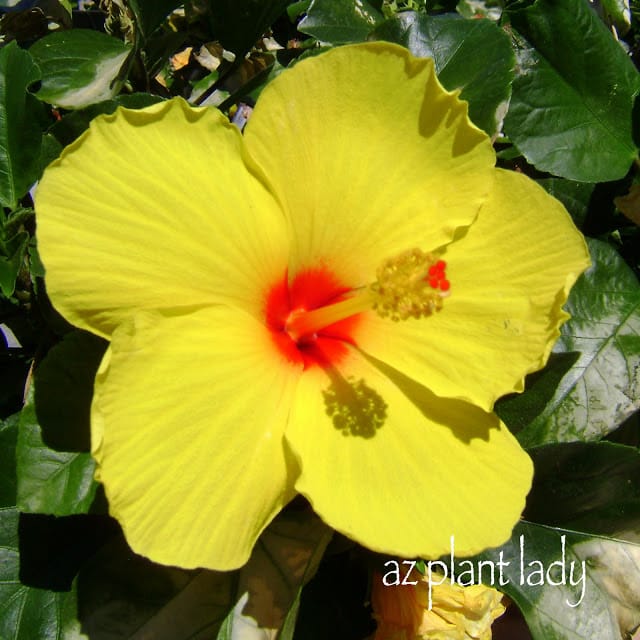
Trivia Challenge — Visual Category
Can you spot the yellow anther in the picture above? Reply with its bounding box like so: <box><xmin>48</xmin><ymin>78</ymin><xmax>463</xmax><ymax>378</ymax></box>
<box><xmin>370</xmin><ymin>248</ymin><xmax>449</xmax><ymax>321</ymax></box>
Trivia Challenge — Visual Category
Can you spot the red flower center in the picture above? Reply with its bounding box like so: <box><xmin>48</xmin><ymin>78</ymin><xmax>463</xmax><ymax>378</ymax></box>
<box><xmin>264</xmin><ymin>267</ymin><xmax>362</xmax><ymax>369</ymax></box>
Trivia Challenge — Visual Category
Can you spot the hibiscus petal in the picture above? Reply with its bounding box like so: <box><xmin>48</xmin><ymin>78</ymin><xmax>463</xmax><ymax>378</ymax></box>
<box><xmin>36</xmin><ymin>98</ymin><xmax>288</xmax><ymax>337</ymax></box>
<box><xmin>356</xmin><ymin>169</ymin><xmax>591</xmax><ymax>411</ymax></box>
<box><xmin>285</xmin><ymin>344</ymin><xmax>532</xmax><ymax>559</ymax></box>
<box><xmin>91</xmin><ymin>306</ymin><xmax>300</xmax><ymax>570</ymax></box>
<box><xmin>244</xmin><ymin>42</ymin><xmax>495</xmax><ymax>287</ymax></box>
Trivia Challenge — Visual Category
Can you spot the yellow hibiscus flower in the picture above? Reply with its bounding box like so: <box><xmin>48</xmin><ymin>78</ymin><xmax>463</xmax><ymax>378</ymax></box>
<box><xmin>34</xmin><ymin>42</ymin><xmax>589</xmax><ymax>571</ymax></box>
<box><xmin>371</xmin><ymin>570</ymin><xmax>505</xmax><ymax>640</ymax></box>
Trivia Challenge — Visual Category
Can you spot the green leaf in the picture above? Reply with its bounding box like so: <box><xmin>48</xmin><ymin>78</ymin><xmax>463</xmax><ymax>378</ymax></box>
<box><xmin>16</xmin><ymin>386</ymin><xmax>97</xmax><ymax>516</ymax></box>
<box><xmin>288</xmin><ymin>0</ymin><xmax>312</xmax><ymax>20</ymax></box>
<box><xmin>0</xmin><ymin>206</ymin><xmax>34</xmax><ymax>297</ymax></box>
<box><xmin>0</xmin><ymin>228</ymin><xmax>28</xmax><ymax>298</ymax></box>
<box><xmin>0</xmin><ymin>413</ymin><xmax>19</xmax><ymax>508</ymax></box>
<box><xmin>599</xmin><ymin>0</ymin><xmax>632</xmax><ymax>35</ymax></box>
<box><xmin>475</xmin><ymin>522</ymin><xmax>622</xmax><ymax>640</ymax></box>
<box><xmin>128</xmin><ymin>0</ymin><xmax>184</xmax><ymax>38</ymax></box>
<box><xmin>525</xmin><ymin>441</ymin><xmax>640</xmax><ymax>539</ymax></box>
<box><xmin>0</xmin><ymin>508</ymin><xmax>86</xmax><ymax>640</ymax></box>
<box><xmin>0</xmin><ymin>410</ymin><xmax>86</xmax><ymax>640</ymax></box>
<box><xmin>2</xmin><ymin>207</ymin><xmax>33</xmax><ymax>235</ymax></box>
<box><xmin>372</xmin><ymin>12</ymin><xmax>514</xmax><ymax>135</ymax></box>
<box><xmin>504</xmin><ymin>0</ymin><xmax>640</xmax><ymax>181</ymax></box>
<box><xmin>27</xmin><ymin>236</ymin><xmax>45</xmax><ymax>279</ymax></box>
<box><xmin>34</xmin><ymin>330</ymin><xmax>108</xmax><ymax>452</ymax></box>
<box><xmin>58</xmin><ymin>0</ymin><xmax>73</xmax><ymax>17</ymax></box>
<box><xmin>208</xmin><ymin>0</ymin><xmax>290</xmax><ymax>57</ymax></box>
<box><xmin>298</xmin><ymin>0</ymin><xmax>383</xmax><ymax>44</ymax></box>
<box><xmin>29</xmin><ymin>29</ymin><xmax>131</xmax><ymax>109</ymax></box>
<box><xmin>513</xmin><ymin>239</ymin><xmax>640</xmax><ymax>446</ymax></box>
<box><xmin>38</xmin><ymin>133</ymin><xmax>63</xmax><ymax>176</ymax></box>
<box><xmin>0</xmin><ymin>41</ymin><xmax>43</xmax><ymax>209</ymax></box>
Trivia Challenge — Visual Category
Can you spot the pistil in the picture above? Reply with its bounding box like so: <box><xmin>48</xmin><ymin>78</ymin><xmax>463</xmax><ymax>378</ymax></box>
<box><xmin>285</xmin><ymin>287</ymin><xmax>374</xmax><ymax>342</ymax></box>
<box><xmin>283</xmin><ymin>248</ymin><xmax>451</xmax><ymax>344</ymax></box>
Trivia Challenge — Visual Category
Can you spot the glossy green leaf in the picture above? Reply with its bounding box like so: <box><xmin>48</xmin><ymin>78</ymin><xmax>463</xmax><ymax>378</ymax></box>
<box><xmin>476</xmin><ymin>522</ymin><xmax>622</xmax><ymax>640</ymax></box>
<box><xmin>298</xmin><ymin>0</ymin><xmax>383</xmax><ymax>44</ymax></box>
<box><xmin>16</xmin><ymin>387</ymin><xmax>97</xmax><ymax>516</ymax></box>
<box><xmin>34</xmin><ymin>330</ymin><xmax>108</xmax><ymax>452</ymax></box>
<box><xmin>0</xmin><ymin>413</ymin><xmax>19</xmax><ymax>508</ymax></box>
<box><xmin>514</xmin><ymin>239</ymin><xmax>640</xmax><ymax>446</ymax></box>
<box><xmin>208</xmin><ymin>0</ymin><xmax>290</xmax><ymax>57</ymax></box>
<box><xmin>372</xmin><ymin>12</ymin><xmax>514</xmax><ymax>135</ymax></box>
<box><xmin>525</xmin><ymin>441</ymin><xmax>640</xmax><ymax>539</ymax></box>
<box><xmin>0</xmin><ymin>508</ymin><xmax>85</xmax><ymax>640</ymax></box>
<box><xmin>505</xmin><ymin>0</ymin><xmax>640</xmax><ymax>181</ymax></box>
<box><xmin>0</xmin><ymin>42</ymin><xmax>43</xmax><ymax>209</ymax></box>
<box><xmin>29</xmin><ymin>29</ymin><xmax>131</xmax><ymax>109</ymax></box>
<box><xmin>128</xmin><ymin>0</ymin><xmax>183</xmax><ymax>38</ymax></box>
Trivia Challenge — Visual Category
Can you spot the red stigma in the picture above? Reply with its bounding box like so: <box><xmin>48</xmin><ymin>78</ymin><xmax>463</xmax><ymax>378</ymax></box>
<box><xmin>427</xmin><ymin>259</ymin><xmax>449</xmax><ymax>292</ymax></box>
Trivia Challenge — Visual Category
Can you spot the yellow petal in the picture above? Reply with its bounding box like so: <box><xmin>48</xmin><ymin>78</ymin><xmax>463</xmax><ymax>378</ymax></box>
<box><xmin>36</xmin><ymin>98</ymin><xmax>288</xmax><ymax>338</ymax></box>
<box><xmin>244</xmin><ymin>42</ymin><xmax>495</xmax><ymax>287</ymax></box>
<box><xmin>285</xmin><ymin>345</ymin><xmax>532</xmax><ymax>559</ymax></box>
<box><xmin>417</xmin><ymin>578</ymin><xmax>505</xmax><ymax>640</ymax></box>
<box><xmin>357</xmin><ymin>169</ymin><xmax>590</xmax><ymax>411</ymax></box>
<box><xmin>91</xmin><ymin>306</ymin><xmax>301</xmax><ymax>570</ymax></box>
<box><xmin>371</xmin><ymin>570</ymin><xmax>505</xmax><ymax>640</ymax></box>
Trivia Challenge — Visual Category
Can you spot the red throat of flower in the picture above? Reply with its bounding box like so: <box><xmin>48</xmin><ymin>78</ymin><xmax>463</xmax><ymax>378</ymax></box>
<box><xmin>264</xmin><ymin>250</ymin><xmax>450</xmax><ymax>370</ymax></box>
<box><xmin>264</xmin><ymin>267</ymin><xmax>363</xmax><ymax>369</ymax></box>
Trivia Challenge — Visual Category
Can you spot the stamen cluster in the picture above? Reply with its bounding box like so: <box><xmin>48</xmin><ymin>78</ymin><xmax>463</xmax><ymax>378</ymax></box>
<box><xmin>371</xmin><ymin>248</ymin><xmax>450</xmax><ymax>321</ymax></box>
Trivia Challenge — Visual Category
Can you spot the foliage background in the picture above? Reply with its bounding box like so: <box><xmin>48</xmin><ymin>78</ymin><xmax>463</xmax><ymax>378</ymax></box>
<box><xmin>0</xmin><ymin>0</ymin><xmax>639</xmax><ymax>639</ymax></box>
